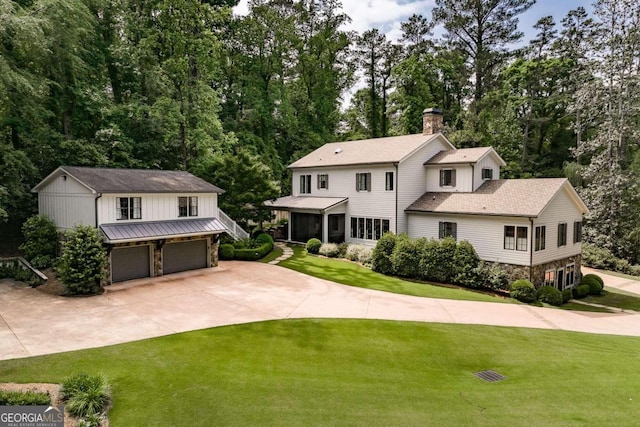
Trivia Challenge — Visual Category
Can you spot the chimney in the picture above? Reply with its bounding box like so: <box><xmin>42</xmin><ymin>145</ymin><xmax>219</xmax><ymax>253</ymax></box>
<box><xmin>423</xmin><ymin>108</ymin><xmax>444</xmax><ymax>135</ymax></box>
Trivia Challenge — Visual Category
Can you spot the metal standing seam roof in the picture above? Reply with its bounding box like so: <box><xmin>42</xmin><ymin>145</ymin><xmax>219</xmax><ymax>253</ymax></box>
<box><xmin>100</xmin><ymin>218</ymin><xmax>227</xmax><ymax>243</ymax></box>
<box><xmin>265</xmin><ymin>196</ymin><xmax>348</xmax><ymax>212</ymax></box>
<box><xmin>288</xmin><ymin>133</ymin><xmax>442</xmax><ymax>169</ymax></box>
<box><xmin>424</xmin><ymin>147</ymin><xmax>505</xmax><ymax>165</ymax></box>
<box><xmin>405</xmin><ymin>179</ymin><xmax>584</xmax><ymax>217</ymax></box>
<box><xmin>33</xmin><ymin>166</ymin><xmax>224</xmax><ymax>193</ymax></box>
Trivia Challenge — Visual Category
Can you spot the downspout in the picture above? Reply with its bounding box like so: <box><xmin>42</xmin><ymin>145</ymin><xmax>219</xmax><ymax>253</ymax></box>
<box><xmin>394</xmin><ymin>163</ymin><xmax>399</xmax><ymax>234</ymax></box>
<box><xmin>529</xmin><ymin>217</ymin><xmax>534</xmax><ymax>283</ymax></box>
<box><xmin>95</xmin><ymin>193</ymin><xmax>102</xmax><ymax>227</ymax></box>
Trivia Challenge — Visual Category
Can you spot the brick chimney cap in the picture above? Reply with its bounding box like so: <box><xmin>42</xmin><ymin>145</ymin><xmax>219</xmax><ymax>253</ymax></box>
<box><xmin>423</xmin><ymin>108</ymin><xmax>443</xmax><ymax>114</ymax></box>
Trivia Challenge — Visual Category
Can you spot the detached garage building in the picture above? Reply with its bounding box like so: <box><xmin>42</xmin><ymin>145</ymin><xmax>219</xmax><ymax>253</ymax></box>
<box><xmin>33</xmin><ymin>166</ymin><xmax>243</xmax><ymax>284</ymax></box>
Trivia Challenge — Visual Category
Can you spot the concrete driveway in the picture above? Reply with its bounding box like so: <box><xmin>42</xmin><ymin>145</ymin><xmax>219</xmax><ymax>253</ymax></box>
<box><xmin>2</xmin><ymin>262</ymin><xmax>640</xmax><ymax>361</ymax></box>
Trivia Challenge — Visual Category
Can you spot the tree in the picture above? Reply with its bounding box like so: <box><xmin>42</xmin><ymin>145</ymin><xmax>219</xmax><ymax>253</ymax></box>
<box><xmin>58</xmin><ymin>225</ymin><xmax>106</xmax><ymax>295</ymax></box>
<box><xmin>432</xmin><ymin>0</ymin><xmax>535</xmax><ymax>114</ymax></box>
<box><xmin>355</xmin><ymin>29</ymin><xmax>388</xmax><ymax>138</ymax></box>
<box><xmin>19</xmin><ymin>215</ymin><xmax>58</xmax><ymax>268</ymax></box>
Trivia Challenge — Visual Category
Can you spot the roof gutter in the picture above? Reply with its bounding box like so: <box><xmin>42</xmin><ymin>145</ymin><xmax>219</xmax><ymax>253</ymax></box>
<box><xmin>529</xmin><ymin>217</ymin><xmax>534</xmax><ymax>283</ymax></box>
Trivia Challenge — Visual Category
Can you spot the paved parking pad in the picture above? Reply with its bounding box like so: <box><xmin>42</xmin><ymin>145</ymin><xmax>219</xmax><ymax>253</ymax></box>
<box><xmin>2</xmin><ymin>261</ymin><xmax>640</xmax><ymax>360</ymax></box>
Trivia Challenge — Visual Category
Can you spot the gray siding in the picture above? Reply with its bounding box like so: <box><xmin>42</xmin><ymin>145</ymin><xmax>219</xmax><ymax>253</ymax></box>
<box><xmin>37</xmin><ymin>175</ymin><xmax>96</xmax><ymax>229</ymax></box>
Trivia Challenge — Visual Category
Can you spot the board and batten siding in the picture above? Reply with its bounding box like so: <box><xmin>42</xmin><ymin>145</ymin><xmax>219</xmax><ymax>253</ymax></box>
<box><xmin>425</xmin><ymin>165</ymin><xmax>473</xmax><ymax>193</ymax></box>
<box><xmin>407</xmin><ymin>213</ymin><xmax>532</xmax><ymax>266</ymax></box>
<box><xmin>473</xmin><ymin>154</ymin><xmax>501</xmax><ymax>191</ymax></box>
<box><xmin>37</xmin><ymin>175</ymin><xmax>96</xmax><ymax>229</ymax></box>
<box><xmin>396</xmin><ymin>136</ymin><xmax>453</xmax><ymax>234</ymax></box>
<box><xmin>98</xmin><ymin>193</ymin><xmax>218</xmax><ymax>224</ymax></box>
<box><xmin>532</xmin><ymin>188</ymin><xmax>583</xmax><ymax>266</ymax></box>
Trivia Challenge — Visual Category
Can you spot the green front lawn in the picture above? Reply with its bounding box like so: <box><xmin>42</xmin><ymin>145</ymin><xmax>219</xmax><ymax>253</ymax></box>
<box><xmin>258</xmin><ymin>245</ymin><xmax>283</xmax><ymax>263</ymax></box>
<box><xmin>583</xmin><ymin>288</ymin><xmax>640</xmax><ymax>312</ymax></box>
<box><xmin>279</xmin><ymin>246</ymin><xmax>507</xmax><ymax>303</ymax></box>
<box><xmin>1</xmin><ymin>320</ymin><xmax>638</xmax><ymax>426</ymax></box>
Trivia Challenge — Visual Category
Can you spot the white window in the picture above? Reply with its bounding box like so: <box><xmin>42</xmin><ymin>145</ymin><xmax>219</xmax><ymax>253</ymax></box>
<box><xmin>317</xmin><ymin>174</ymin><xmax>328</xmax><ymax>190</ymax></box>
<box><xmin>544</xmin><ymin>269</ymin><xmax>556</xmax><ymax>287</ymax></box>
<box><xmin>440</xmin><ymin>169</ymin><xmax>456</xmax><ymax>187</ymax></box>
<box><xmin>516</xmin><ymin>227</ymin><xmax>528</xmax><ymax>251</ymax></box>
<box><xmin>439</xmin><ymin>221</ymin><xmax>457</xmax><ymax>240</ymax></box>
<box><xmin>385</xmin><ymin>171</ymin><xmax>394</xmax><ymax>191</ymax></box>
<box><xmin>300</xmin><ymin>175</ymin><xmax>311</xmax><ymax>194</ymax></box>
<box><xmin>178</xmin><ymin>196</ymin><xmax>198</xmax><ymax>217</ymax></box>
<box><xmin>482</xmin><ymin>168</ymin><xmax>493</xmax><ymax>179</ymax></box>
<box><xmin>350</xmin><ymin>217</ymin><xmax>389</xmax><ymax>241</ymax></box>
<box><xmin>504</xmin><ymin>226</ymin><xmax>527</xmax><ymax>251</ymax></box>
<box><xmin>117</xmin><ymin>197</ymin><xmax>141</xmax><ymax>220</ymax></box>
<box><xmin>356</xmin><ymin>173</ymin><xmax>371</xmax><ymax>191</ymax></box>
<box><xmin>535</xmin><ymin>225</ymin><xmax>546</xmax><ymax>251</ymax></box>
<box><xmin>566</xmin><ymin>264</ymin><xmax>575</xmax><ymax>288</ymax></box>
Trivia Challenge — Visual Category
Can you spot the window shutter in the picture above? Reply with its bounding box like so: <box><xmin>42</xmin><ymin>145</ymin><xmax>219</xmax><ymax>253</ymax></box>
<box><xmin>317</xmin><ymin>175</ymin><xmax>321</xmax><ymax>189</ymax></box>
<box><xmin>325</xmin><ymin>175</ymin><xmax>329</xmax><ymax>190</ymax></box>
<box><xmin>451</xmin><ymin>170</ymin><xmax>456</xmax><ymax>187</ymax></box>
<box><xmin>439</xmin><ymin>222</ymin><xmax>444</xmax><ymax>239</ymax></box>
<box><xmin>558</xmin><ymin>224</ymin><xmax>562</xmax><ymax>246</ymax></box>
<box><xmin>355</xmin><ymin>173</ymin><xmax>360</xmax><ymax>191</ymax></box>
<box><xmin>452</xmin><ymin>223</ymin><xmax>457</xmax><ymax>240</ymax></box>
<box><xmin>439</xmin><ymin>170</ymin><xmax>444</xmax><ymax>186</ymax></box>
<box><xmin>366</xmin><ymin>173</ymin><xmax>371</xmax><ymax>191</ymax></box>
<box><xmin>300</xmin><ymin>175</ymin><xmax>304</xmax><ymax>193</ymax></box>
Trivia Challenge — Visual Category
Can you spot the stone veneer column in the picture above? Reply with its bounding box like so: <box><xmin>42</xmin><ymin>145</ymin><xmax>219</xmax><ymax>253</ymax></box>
<box><xmin>211</xmin><ymin>236</ymin><xmax>219</xmax><ymax>267</ymax></box>
<box><xmin>154</xmin><ymin>243</ymin><xmax>163</xmax><ymax>277</ymax></box>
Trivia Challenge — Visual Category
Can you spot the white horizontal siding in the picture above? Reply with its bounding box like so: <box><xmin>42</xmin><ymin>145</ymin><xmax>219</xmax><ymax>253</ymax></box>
<box><xmin>98</xmin><ymin>193</ymin><xmax>218</xmax><ymax>225</ymax></box>
<box><xmin>425</xmin><ymin>165</ymin><xmax>473</xmax><ymax>192</ymax></box>
<box><xmin>408</xmin><ymin>213</ymin><xmax>532</xmax><ymax>265</ymax></box>
<box><xmin>37</xmin><ymin>174</ymin><xmax>96</xmax><ymax>229</ymax></box>
<box><xmin>532</xmin><ymin>188</ymin><xmax>583</xmax><ymax>265</ymax></box>
<box><xmin>397</xmin><ymin>137</ymin><xmax>452</xmax><ymax>234</ymax></box>
<box><xmin>473</xmin><ymin>155</ymin><xmax>501</xmax><ymax>191</ymax></box>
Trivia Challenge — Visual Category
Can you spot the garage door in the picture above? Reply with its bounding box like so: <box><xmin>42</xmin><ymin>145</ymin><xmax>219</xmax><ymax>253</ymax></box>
<box><xmin>163</xmin><ymin>239</ymin><xmax>208</xmax><ymax>275</ymax></box>
<box><xmin>111</xmin><ymin>245</ymin><xmax>150</xmax><ymax>283</ymax></box>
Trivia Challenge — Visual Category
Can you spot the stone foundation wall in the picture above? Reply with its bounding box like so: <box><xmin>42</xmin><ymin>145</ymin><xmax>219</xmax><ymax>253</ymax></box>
<box><xmin>531</xmin><ymin>254</ymin><xmax>582</xmax><ymax>288</ymax></box>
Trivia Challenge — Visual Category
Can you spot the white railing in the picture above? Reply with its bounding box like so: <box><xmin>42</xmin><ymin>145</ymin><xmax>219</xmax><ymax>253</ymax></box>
<box><xmin>218</xmin><ymin>208</ymin><xmax>250</xmax><ymax>240</ymax></box>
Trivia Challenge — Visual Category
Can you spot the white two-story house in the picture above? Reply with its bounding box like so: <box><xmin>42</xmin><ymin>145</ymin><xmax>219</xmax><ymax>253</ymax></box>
<box><xmin>267</xmin><ymin>109</ymin><xmax>589</xmax><ymax>288</ymax></box>
<box><xmin>33</xmin><ymin>167</ymin><xmax>245</xmax><ymax>284</ymax></box>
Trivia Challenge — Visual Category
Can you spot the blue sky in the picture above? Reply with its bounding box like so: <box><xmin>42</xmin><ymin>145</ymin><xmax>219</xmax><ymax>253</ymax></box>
<box><xmin>234</xmin><ymin>0</ymin><xmax>594</xmax><ymax>42</ymax></box>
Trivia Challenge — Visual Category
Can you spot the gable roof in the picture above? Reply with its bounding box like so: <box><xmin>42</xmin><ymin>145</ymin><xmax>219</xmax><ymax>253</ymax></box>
<box><xmin>289</xmin><ymin>133</ymin><xmax>452</xmax><ymax>169</ymax></box>
<box><xmin>33</xmin><ymin>166</ymin><xmax>224</xmax><ymax>194</ymax></box>
<box><xmin>406</xmin><ymin>178</ymin><xmax>588</xmax><ymax>218</ymax></box>
<box><xmin>425</xmin><ymin>147</ymin><xmax>507</xmax><ymax>166</ymax></box>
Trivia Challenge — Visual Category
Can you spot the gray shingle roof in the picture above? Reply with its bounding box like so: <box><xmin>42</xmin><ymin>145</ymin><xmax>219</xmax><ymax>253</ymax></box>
<box><xmin>265</xmin><ymin>196</ymin><xmax>348</xmax><ymax>212</ymax></box>
<box><xmin>43</xmin><ymin>166</ymin><xmax>223</xmax><ymax>193</ymax></box>
<box><xmin>289</xmin><ymin>133</ymin><xmax>443</xmax><ymax>168</ymax></box>
<box><xmin>406</xmin><ymin>179</ymin><xmax>586</xmax><ymax>217</ymax></box>
<box><xmin>100</xmin><ymin>218</ymin><xmax>226</xmax><ymax>243</ymax></box>
<box><xmin>425</xmin><ymin>147</ymin><xmax>497</xmax><ymax>165</ymax></box>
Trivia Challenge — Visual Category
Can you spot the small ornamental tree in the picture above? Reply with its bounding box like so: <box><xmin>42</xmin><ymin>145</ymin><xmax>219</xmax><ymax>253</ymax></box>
<box><xmin>58</xmin><ymin>226</ymin><xmax>106</xmax><ymax>295</ymax></box>
<box><xmin>19</xmin><ymin>215</ymin><xmax>58</xmax><ymax>268</ymax></box>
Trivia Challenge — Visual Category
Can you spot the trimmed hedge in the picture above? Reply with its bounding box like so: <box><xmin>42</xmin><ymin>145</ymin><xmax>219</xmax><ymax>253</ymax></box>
<box><xmin>562</xmin><ymin>288</ymin><xmax>573</xmax><ymax>304</ymax></box>
<box><xmin>306</xmin><ymin>238</ymin><xmax>322</xmax><ymax>254</ymax></box>
<box><xmin>219</xmin><ymin>244</ymin><xmax>235</xmax><ymax>260</ymax></box>
<box><xmin>581</xmin><ymin>275</ymin><xmax>603</xmax><ymax>295</ymax></box>
<box><xmin>371</xmin><ymin>233</ymin><xmax>397</xmax><ymax>275</ymax></box>
<box><xmin>572</xmin><ymin>284</ymin><xmax>591</xmax><ymax>299</ymax></box>
<box><xmin>537</xmin><ymin>285</ymin><xmax>563</xmax><ymax>306</ymax></box>
<box><xmin>233</xmin><ymin>242</ymin><xmax>273</xmax><ymax>261</ymax></box>
<box><xmin>582</xmin><ymin>273</ymin><xmax>604</xmax><ymax>288</ymax></box>
<box><xmin>510</xmin><ymin>279</ymin><xmax>537</xmax><ymax>303</ymax></box>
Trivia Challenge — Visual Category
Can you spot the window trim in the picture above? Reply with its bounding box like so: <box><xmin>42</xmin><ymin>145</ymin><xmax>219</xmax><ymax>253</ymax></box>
<box><xmin>300</xmin><ymin>174</ymin><xmax>312</xmax><ymax>194</ymax></box>
<box><xmin>535</xmin><ymin>225</ymin><xmax>546</xmax><ymax>251</ymax></box>
<box><xmin>544</xmin><ymin>269</ymin><xmax>556</xmax><ymax>287</ymax></box>
<box><xmin>356</xmin><ymin>172</ymin><xmax>371</xmax><ymax>192</ymax></box>
<box><xmin>116</xmin><ymin>197</ymin><xmax>142</xmax><ymax>221</ymax></box>
<box><xmin>481</xmin><ymin>168</ymin><xmax>493</xmax><ymax>180</ymax></box>
<box><xmin>385</xmin><ymin>171</ymin><xmax>394</xmax><ymax>191</ymax></box>
<box><xmin>439</xmin><ymin>169</ymin><xmax>456</xmax><ymax>187</ymax></box>
<box><xmin>317</xmin><ymin>174</ymin><xmax>329</xmax><ymax>190</ymax></box>
<box><xmin>350</xmin><ymin>216</ymin><xmax>390</xmax><ymax>241</ymax></box>
<box><xmin>178</xmin><ymin>196</ymin><xmax>198</xmax><ymax>217</ymax></box>
<box><xmin>439</xmin><ymin>221</ymin><xmax>457</xmax><ymax>240</ymax></box>
<box><xmin>558</xmin><ymin>222</ymin><xmax>567</xmax><ymax>247</ymax></box>
<box><xmin>504</xmin><ymin>225</ymin><xmax>527</xmax><ymax>251</ymax></box>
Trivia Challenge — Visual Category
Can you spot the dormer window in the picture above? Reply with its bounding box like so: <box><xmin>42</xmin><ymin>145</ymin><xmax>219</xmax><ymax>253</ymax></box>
<box><xmin>439</xmin><ymin>169</ymin><xmax>456</xmax><ymax>187</ymax></box>
<box><xmin>482</xmin><ymin>168</ymin><xmax>493</xmax><ymax>180</ymax></box>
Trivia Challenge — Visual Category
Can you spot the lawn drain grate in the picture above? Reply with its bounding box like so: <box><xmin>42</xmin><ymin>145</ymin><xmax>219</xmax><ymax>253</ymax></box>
<box><xmin>474</xmin><ymin>370</ymin><xmax>506</xmax><ymax>382</ymax></box>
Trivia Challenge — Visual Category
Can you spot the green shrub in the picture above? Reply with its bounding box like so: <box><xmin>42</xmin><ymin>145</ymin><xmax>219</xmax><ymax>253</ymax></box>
<box><xmin>371</xmin><ymin>233</ymin><xmax>397</xmax><ymax>275</ymax></box>
<box><xmin>58</xmin><ymin>226</ymin><xmax>106</xmax><ymax>295</ymax></box>
<box><xmin>20</xmin><ymin>215</ymin><xmax>58</xmax><ymax>267</ymax></box>
<box><xmin>255</xmin><ymin>233</ymin><xmax>274</xmax><ymax>245</ymax></box>
<box><xmin>390</xmin><ymin>235</ymin><xmax>424</xmax><ymax>278</ymax></box>
<box><xmin>0</xmin><ymin>390</ymin><xmax>51</xmax><ymax>405</ymax></box>
<box><xmin>428</xmin><ymin>237</ymin><xmax>457</xmax><ymax>283</ymax></box>
<box><xmin>306</xmin><ymin>238</ymin><xmax>322</xmax><ymax>254</ymax></box>
<box><xmin>78</xmin><ymin>413</ymin><xmax>103</xmax><ymax>427</ymax></box>
<box><xmin>474</xmin><ymin>262</ymin><xmax>509</xmax><ymax>291</ymax></box>
<box><xmin>581</xmin><ymin>276</ymin><xmax>603</xmax><ymax>295</ymax></box>
<box><xmin>562</xmin><ymin>288</ymin><xmax>573</xmax><ymax>304</ymax></box>
<box><xmin>510</xmin><ymin>279</ymin><xmax>537</xmax><ymax>303</ymax></box>
<box><xmin>219</xmin><ymin>244</ymin><xmax>235</xmax><ymax>260</ymax></box>
<box><xmin>537</xmin><ymin>285</ymin><xmax>563</xmax><ymax>306</ymax></box>
<box><xmin>453</xmin><ymin>240</ymin><xmax>480</xmax><ymax>287</ymax></box>
<box><xmin>572</xmin><ymin>284</ymin><xmax>591</xmax><ymax>299</ymax></box>
<box><xmin>62</xmin><ymin>373</ymin><xmax>110</xmax><ymax>418</ymax></box>
<box><xmin>337</xmin><ymin>243</ymin><xmax>349</xmax><ymax>258</ymax></box>
<box><xmin>417</xmin><ymin>238</ymin><xmax>440</xmax><ymax>281</ymax></box>
<box><xmin>581</xmin><ymin>243</ymin><xmax>617</xmax><ymax>270</ymax></box>
<box><xmin>582</xmin><ymin>273</ymin><xmax>604</xmax><ymax>289</ymax></box>
<box><xmin>319</xmin><ymin>243</ymin><xmax>340</xmax><ymax>257</ymax></box>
